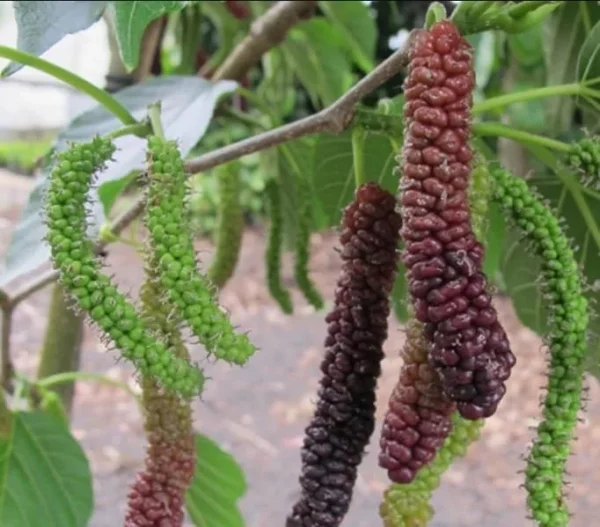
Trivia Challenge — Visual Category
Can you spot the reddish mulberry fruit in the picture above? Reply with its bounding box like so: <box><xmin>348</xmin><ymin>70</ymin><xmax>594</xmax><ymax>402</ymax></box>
<box><xmin>287</xmin><ymin>183</ymin><xmax>401</xmax><ymax>527</ymax></box>
<box><xmin>125</xmin><ymin>280</ymin><xmax>196</xmax><ymax>527</ymax></box>
<box><xmin>399</xmin><ymin>21</ymin><xmax>515</xmax><ymax>419</ymax></box>
<box><xmin>379</xmin><ymin>320</ymin><xmax>455</xmax><ymax>484</ymax></box>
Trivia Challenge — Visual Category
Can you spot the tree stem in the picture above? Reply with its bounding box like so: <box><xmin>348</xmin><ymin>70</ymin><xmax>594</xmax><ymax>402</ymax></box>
<box><xmin>106</xmin><ymin>122</ymin><xmax>152</xmax><ymax>140</ymax></box>
<box><xmin>0</xmin><ymin>45</ymin><xmax>138</xmax><ymax>126</ymax></box>
<box><xmin>35</xmin><ymin>284</ymin><xmax>84</xmax><ymax>417</ymax></box>
<box><xmin>148</xmin><ymin>103</ymin><xmax>165</xmax><ymax>139</ymax></box>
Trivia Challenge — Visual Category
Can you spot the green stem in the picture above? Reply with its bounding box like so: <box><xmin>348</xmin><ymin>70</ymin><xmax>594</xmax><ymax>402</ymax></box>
<box><xmin>352</xmin><ymin>127</ymin><xmax>367</xmax><ymax>187</ymax></box>
<box><xmin>0</xmin><ymin>45</ymin><xmax>138</xmax><ymax>126</ymax></box>
<box><xmin>473</xmin><ymin>122</ymin><xmax>571</xmax><ymax>153</ymax></box>
<box><xmin>472</xmin><ymin>83</ymin><xmax>585</xmax><ymax>115</ymax></box>
<box><xmin>106</xmin><ymin>121</ymin><xmax>153</xmax><ymax>140</ymax></box>
<box><xmin>148</xmin><ymin>102</ymin><xmax>165</xmax><ymax>139</ymax></box>
<box><xmin>37</xmin><ymin>371</ymin><xmax>140</xmax><ymax>402</ymax></box>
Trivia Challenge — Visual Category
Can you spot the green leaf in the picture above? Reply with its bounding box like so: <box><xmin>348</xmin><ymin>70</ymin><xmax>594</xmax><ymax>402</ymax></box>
<box><xmin>543</xmin><ymin>1</ymin><xmax>600</xmax><ymax>134</ymax></box>
<box><xmin>500</xmin><ymin>148</ymin><xmax>600</xmax><ymax>379</ymax></box>
<box><xmin>97</xmin><ymin>171</ymin><xmax>139</xmax><ymax>217</ymax></box>
<box><xmin>508</xmin><ymin>25</ymin><xmax>545</xmax><ymax>67</ymax></box>
<box><xmin>3</xmin><ymin>0</ymin><xmax>107</xmax><ymax>77</ymax></box>
<box><xmin>0</xmin><ymin>76</ymin><xmax>237</xmax><ymax>288</ymax></box>
<box><xmin>0</xmin><ymin>411</ymin><xmax>93</xmax><ymax>527</ymax></box>
<box><xmin>107</xmin><ymin>0</ymin><xmax>189</xmax><ymax>70</ymax></box>
<box><xmin>185</xmin><ymin>433</ymin><xmax>247</xmax><ymax>527</ymax></box>
<box><xmin>38</xmin><ymin>391</ymin><xmax>69</xmax><ymax>428</ymax></box>
<box><xmin>467</xmin><ymin>31</ymin><xmax>498</xmax><ymax>93</ymax></box>
<box><xmin>258</xmin><ymin>48</ymin><xmax>297</xmax><ymax>119</ymax></box>
<box><xmin>283</xmin><ymin>19</ymin><xmax>354</xmax><ymax>107</ymax></box>
<box><xmin>311</xmin><ymin>130</ymin><xmax>397</xmax><ymax>228</ymax></box>
<box><xmin>318</xmin><ymin>0</ymin><xmax>376</xmax><ymax>73</ymax></box>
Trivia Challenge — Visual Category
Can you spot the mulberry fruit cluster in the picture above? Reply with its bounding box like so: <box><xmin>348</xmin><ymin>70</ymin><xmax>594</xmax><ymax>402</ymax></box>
<box><xmin>145</xmin><ymin>136</ymin><xmax>256</xmax><ymax>366</ymax></box>
<box><xmin>207</xmin><ymin>162</ymin><xmax>244</xmax><ymax>288</ymax></box>
<box><xmin>265</xmin><ymin>178</ymin><xmax>294</xmax><ymax>314</ymax></box>
<box><xmin>125</xmin><ymin>278</ymin><xmax>196</xmax><ymax>527</ymax></box>
<box><xmin>399</xmin><ymin>21</ymin><xmax>515</xmax><ymax>419</ymax></box>
<box><xmin>45</xmin><ymin>137</ymin><xmax>204</xmax><ymax>398</ymax></box>
<box><xmin>379</xmin><ymin>319</ymin><xmax>455</xmax><ymax>484</ymax></box>
<box><xmin>380</xmin><ymin>414</ymin><xmax>483</xmax><ymax>527</ymax></box>
<box><xmin>294</xmin><ymin>175</ymin><xmax>324</xmax><ymax>310</ymax></box>
<box><xmin>287</xmin><ymin>183</ymin><xmax>401</xmax><ymax>527</ymax></box>
<box><xmin>568</xmin><ymin>136</ymin><xmax>600</xmax><ymax>188</ymax></box>
<box><xmin>491</xmin><ymin>169</ymin><xmax>588</xmax><ymax>527</ymax></box>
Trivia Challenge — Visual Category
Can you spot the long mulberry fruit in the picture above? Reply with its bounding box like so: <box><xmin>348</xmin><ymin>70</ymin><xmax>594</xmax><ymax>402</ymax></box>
<box><xmin>379</xmin><ymin>319</ymin><xmax>455</xmax><ymax>484</ymax></box>
<box><xmin>491</xmin><ymin>168</ymin><xmax>588</xmax><ymax>527</ymax></box>
<box><xmin>265</xmin><ymin>178</ymin><xmax>294</xmax><ymax>314</ymax></box>
<box><xmin>286</xmin><ymin>183</ymin><xmax>401</xmax><ymax>527</ymax></box>
<box><xmin>294</xmin><ymin>175</ymin><xmax>324</xmax><ymax>310</ymax></box>
<box><xmin>207</xmin><ymin>162</ymin><xmax>244</xmax><ymax>288</ymax></box>
<box><xmin>125</xmin><ymin>277</ymin><xmax>196</xmax><ymax>527</ymax></box>
<box><xmin>45</xmin><ymin>137</ymin><xmax>204</xmax><ymax>398</ymax></box>
<box><xmin>145</xmin><ymin>136</ymin><xmax>256</xmax><ymax>366</ymax></box>
<box><xmin>380</xmin><ymin>414</ymin><xmax>483</xmax><ymax>527</ymax></box>
<box><xmin>399</xmin><ymin>21</ymin><xmax>515</xmax><ymax>419</ymax></box>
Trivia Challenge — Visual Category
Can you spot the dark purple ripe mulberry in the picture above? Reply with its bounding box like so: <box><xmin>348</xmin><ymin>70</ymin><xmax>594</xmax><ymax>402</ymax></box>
<box><xmin>379</xmin><ymin>320</ymin><xmax>455</xmax><ymax>484</ymax></box>
<box><xmin>399</xmin><ymin>21</ymin><xmax>515</xmax><ymax>420</ymax></box>
<box><xmin>287</xmin><ymin>183</ymin><xmax>401</xmax><ymax>527</ymax></box>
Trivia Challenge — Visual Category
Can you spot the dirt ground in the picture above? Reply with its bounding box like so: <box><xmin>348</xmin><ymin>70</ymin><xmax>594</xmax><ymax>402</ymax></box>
<box><xmin>2</xmin><ymin>169</ymin><xmax>600</xmax><ymax>527</ymax></box>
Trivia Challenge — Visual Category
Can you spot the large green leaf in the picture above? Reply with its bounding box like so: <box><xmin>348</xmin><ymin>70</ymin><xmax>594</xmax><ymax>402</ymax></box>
<box><xmin>311</xmin><ymin>130</ymin><xmax>398</xmax><ymax>228</ymax></box>
<box><xmin>185</xmin><ymin>433</ymin><xmax>247</xmax><ymax>527</ymax></box>
<box><xmin>3</xmin><ymin>1</ymin><xmax>107</xmax><ymax>77</ymax></box>
<box><xmin>500</xmin><ymin>148</ymin><xmax>600</xmax><ymax>379</ymax></box>
<box><xmin>0</xmin><ymin>411</ymin><xmax>93</xmax><ymax>527</ymax></box>
<box><xmin>318</xmin><ymin>0</ymin><xmax>376</xmax><ymax>73</ymax></box>
<box><xmin>107</xmin><ymin>0</ymin><xmax>189</xmax><ymax>70</ymax></box>
<box><xmin>0</xmin><ymin>76</ymin><xmax>237</xmax><ymax>288</ymax></box>
<box><xmin>283</xmin><ymin>19</ymin><xmax>354</xmax><ymax>108</ymax></box>
<box><xmin>542</xmin><ymin>1</ymin><xmax>600</xmax><ymax>134</ymax></box>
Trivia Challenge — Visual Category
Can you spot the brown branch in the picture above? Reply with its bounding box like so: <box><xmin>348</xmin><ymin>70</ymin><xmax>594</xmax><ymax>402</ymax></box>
<box><xmin>186</xmin><ymin>37</ymin><xmax>416</xmax><ymax>173</ymax></box>
<box><xmin>132</xmin><ymin>16</ymin><xmax>167</xmax><ymax>83</ymax></box>
<box><xmin>209</xmin><ymin>0</ymin><xmax>318</xmax><ymax>82</ymax></box>
<box><xmin>1</xmin><ymin>306</ymin><xmax>13</xmax><ymax>392</ymax></box>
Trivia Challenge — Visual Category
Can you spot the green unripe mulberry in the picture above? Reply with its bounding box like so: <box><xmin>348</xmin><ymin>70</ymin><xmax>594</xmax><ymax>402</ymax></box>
<box><xmin>293</xmin><ymin>176</ymin><xmax>323</xmax><ymax>310</ymax></box>
<box><xmin>491</xmin><ymin>168</ymin><xmax>588</xmax><ymax>527</ymax></box>
<box><xmin>568</xmin><ymin>136</ymin><xmax>600</xmax><ymax>189</ymax></box>
<box><xmin>207</xmin><ymin>162</ymin><xmax>244</xmax><ymax>288</ymax></box>
<box><xmin>45</xmin><ymin>137</ymin><xmax>204</xmax><ymax>398</ymax></box>
<box><xmin>145</xmin><ymin>136</ymin><xmax>256</xmax><ymax>365</ymax></box>
<box><xmin>264</xmin><ymin>178</ymin><xmax>293</xmax><ymax>314</ymax></box>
